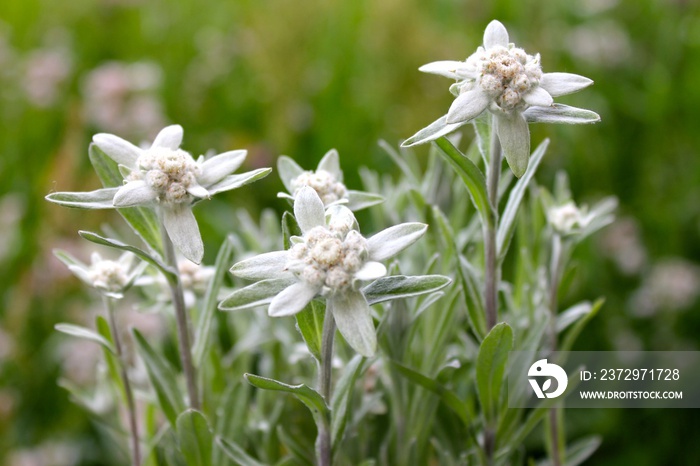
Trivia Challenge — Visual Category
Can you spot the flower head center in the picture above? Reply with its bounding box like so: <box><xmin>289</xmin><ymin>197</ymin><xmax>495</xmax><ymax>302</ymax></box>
<box><xmin>88</xmin><ymin>260</ymin><xmax>129</xmax><ymax>292</ymax></box>
<box><xmin>287</xmin><ymin>226</ymin><xmax>368</xmax><ymax>291</ymax></box>
<box><xmin>130</xmin><ymin>147</ymin><xmax>201</xmax><ymax>204</ymax></box>
<box><xmin>471</xmin><ymin>46</ymin><xmax>542</xmax><ymax>111</ymax></box>
<box><xmin>291</xmin><ymin>170</ymin><xmax>348</xmax><ymax>205</ymax></box>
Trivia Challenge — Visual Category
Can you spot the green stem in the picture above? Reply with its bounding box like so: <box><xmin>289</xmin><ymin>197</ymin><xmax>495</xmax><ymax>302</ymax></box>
<box><xmin>104</xmin><ymin>296</ymin><xmax>141</xmax><ymax>466</ymax></box>
<box><xmin>484</xmin><ymin>115</ymin><xmax>502</xmax><ymax>331</ymax></box>
<box><xmin>316</xmin><ymin>310</ymin><xmax>335</xmax><ymax>466</ymax></box>
<box><xmin>160</xmin><ymin>218</ymin><xmax>200</xmax><ymax>410</ymax></box>
<box><xmin>548</xmin><ymin>233</ymin><xmax>564</xmax><ymax>466</ymax></box>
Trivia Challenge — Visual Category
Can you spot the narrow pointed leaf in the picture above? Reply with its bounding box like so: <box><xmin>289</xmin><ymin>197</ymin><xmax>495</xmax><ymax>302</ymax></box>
<box><xmin>434</xmin><ymin>137</ymin><xmax>493</xmax><ymax>228</ymax></box>
<box><xmin>55</xmin><ymin>323</ymin><xmax>115</xmax><ymax>354</ymax></box>
<box><xmin>497</xmin><ymin>138</ymin><xmax>549</xmax><ymax>261</ymax></box>
<box><xmin>216</xmin><ymin>437</ymin><xmax>266</xmax><ymax>466</ymax></box>
<box><xmin>523</xmin><ymin>104</ymin><xmax>600</xmax><ymax>125</ymax></box>
<box><xmin>476</xmin><ymin>323</ymin><xmax>513</xmax><ymax>423</ymax></box>
<box><xmin>362</xmin><ymin>275</ymin><xmax>451</xmax><ymax>305</ymax></box>
<box><xmin>78</xmin><ymin>230</ymin><xmax>172</xmax><ymax>279</ymax></box>
<box><xmin>177</xmin><ymin>409</ymin><xmax>213</xmax><ymax>466</ymax></box>
<box><xmin>193</xmin><ymin>235</ymin><xmax>235</xmax><ymax>366</ymax></box>
<box><xmin>331</xmin><ymin>355</ymin><xmax>366</xmax><ymax>451</ymax></box>
<box><xmin>133</xmin><ymin>328</ymin><xmax>186</xmax><ymax>428</ymax></box>
<box><xmin>294</xmin><ymin>300</ymin><xmax>325</xmax><ymax>362</ymax></box>
<box><xmin>219</xmin><ymin>279</ymin><xmax>293</xmax><ymax>311</ymax></box>
<box><xmin>244</xmin><ymin>374</ymin><xmax>329</xmax><ymax>428</ymax></box>
<box><xmin>206</xmin><ymin>168</ymin><xmax>272</xmax><ymax>196</ymax></box>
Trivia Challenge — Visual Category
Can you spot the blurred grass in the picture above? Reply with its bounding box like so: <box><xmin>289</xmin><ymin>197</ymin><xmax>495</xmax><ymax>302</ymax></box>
<box><xmin>1</xmin><ymin>0</ymin><xmax>700</xmax><ymax>463</ymax></box>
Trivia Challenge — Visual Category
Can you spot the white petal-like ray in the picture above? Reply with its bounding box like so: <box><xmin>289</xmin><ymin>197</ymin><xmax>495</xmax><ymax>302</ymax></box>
<box><xmin>231</xmin><ymin>250</ymin><xmax>291</xmax><ymax>280</ymax></box>
<box><xmin>186</xmin><ymin>181</ymin><xmax>210</xmax><ymax>199</ymax></box>
<box><xmin>523</xmin><ymin>87</ymin><xmax>554</xmax><ymax>107</ymax></box>
<box><xmin>113</xmin><ymin>180</ymin><xmax>158</xmax><ymax>207</ymax></box>
<box><xmin>446</xmin><ymin>89</ymin><xmax>490</xmax><ymax>124</ymax></box>
<box><xmin>483</xmin><ymin>20</ymin><xmax>509</xmax><ymax>49</ymax></box>
<box><xmin>277</xmin><ymin>156</ymin><xmax>306</xmax><ymax>193</ymax></box>
<box><xmin>294</xmin><ymin>186</ymin><xmax>326</xmax><ymax>233</ymax></box>
<box><xmin>330</xmin><ymin>290</ymin><xmax>376</xmax><ymax>357</ymax></box>
<box><xmin>317</xmin><ymin>149</ymin><xmax>343</xmax><ymax>181</ymax></box>
<box><xmin>268</xmin><ymin>281</ymin><xmax>319</xmax><ymax>317</ymax></box>
<box><xmin>401</xmin><ymin>115</ymin><xmax>466</xmax><ymax>147</ymax></box>
<box><xmin>540</xmin><ymin>73</ymin><xmax>593</xmax><ymax>97</ymax></box>
<box><xmin>92</xmin><ymin>134</ymin><xmax>142</xmax><ymax>168</ymax></box>
<box><xmin>198</xmin><ymin>150</ymin><xmax>246</xmax><ymax>186</ymax></box>
<box><xmin>419</xmin><ymin>61</ymin><xmax>471</xmax><ymax>79</ymax></box>
<box><xmin>151</xmin><ymin>124</ymin><xmax>183</xmax><ymax>150</ymax></box>
<box><xmin>354</xmin><ymin>261</ymin><xmax>387</xmax><ymax>281</ymax></box>
<box><xmin>496</xmin><ymin>113</ymin><xmax>530</xmax><ymax>178</ymax></box>
<box><xmin>162</xmin><ymin>205</ymin><xmax>204</xmax><ymax>264</ymax></box>
<box><xmin>367</xmin><ymin>223</ymin><xmax>427</xmax><ymax>261</ymax></box>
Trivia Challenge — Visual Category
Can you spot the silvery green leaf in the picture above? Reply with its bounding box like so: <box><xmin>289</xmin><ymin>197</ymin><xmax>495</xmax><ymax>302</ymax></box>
<box><xmin>193</xmin><ymin>236</ymin><xmax>235</xmax><ymax>366</ymax></box>
<box><xmin>206</xmin><ymin>168</ymin><xmax>272</xmax><ymax>196</ymax></box>
<box><xmin>55</xmin><ymin>323</ymin><xmax>116</xmax><ymax>354</ymax></box>
<box><xmin>434</xmin><ymin>137</ymin><xmax>493</xmax><ymax>228</ymax></box>
<box><xmin>219</xmin><ymin>278</ymin><xmax>293</xmax><ymax>311</ymax></box>
<box><xmin>497</xmin><ymin>138</ymin><xmax>550</xmax><ymax>261</ymax></box>
<box><xmin>294</xmin><ymin>300</ymin><xmax>325</xmax><ymax>361</ymax></box>
<box><xmin>362</xmin><ymin>275</ymin><xmax>451</xmax><ymax>305</ymax></box>
<box><xmin>329</xmin><ymin>290</ymin><xmax>376</xmax><ymax>357</ymax></box>
<box><xmin>277</xmin><ymin>155</ymin><xmax>306</xmax><ymax>193</ymax></box>
<box><xmin>419</xmin><ymin>60</ymin><xmax>469</xmax><ymax>79</ymax></box>
<box><xmin>471</xmin><ymin>113</ymin><xmax>492</xmax><ymax>167</ymax></box>
<box><xmin>401</xmin><ymin>115</ymin><xmax>466</xmax><ymax>148</ymax></box>
<box><xmin>345</xmin><ymin>190</ymin><xmax>384</xmax><ymax>211</ymax></box>
<box><xmin>562</xmin><ymin>435</ymin><xmax>602</xmax><ymax>466</ymax></box>
<box><xmin>45</xmin><ymin>188</ymin><xmax>119</xmax><ymax>209</ymax></box>
<box><xmin>216</xmin><ymin>437</ymin><xmax>265</xmax><ymax>466</ymax></box>
<box><xmin>496</xmin><ymin>112</ymin><xmax>530</xmax><ymax>178</ymax></box>
<box><xmin>331</xmin><ymin>355</ymin><xmax>366</xmax><ymax>449</ymax></box>
<box><xmin>560</xmin><ymin>298</ymin><xmax>605</xmax><ymax>352</ymax></box>
<box><xmin>133</xmin><ymin>328</ymin><xmax>186</xmax><ymax>428</ymax></box>
<box><xmin>367</xmin><ymin>222</ymin><xmax>427</xmax><ymax>261</ymax></box>
<box><xmin>177</xmin><ymin>409</ymin><xmax>214</xmax><ymax>466</ymax></box>
<box><xmin>230</xmin><ymin>250</ymin><xmax>290</xmax><ymax>281</ymax></box>
<box><xmin>113</xmin><ymin>180</ymin><xmax>157</xmax><ymax>207</ymax></box>
<box><xmin>476</xmin><ymin>322</ymin><xmax>513</xmax><ymax>423</ymax></box>
<box><xmin>78</xmin><ymin>230</ymin><xmax>172</xmax><ymax>277</ymax></box>
<box><xmin>523</xmin><ymin>104</ymin><xmax>600</xmax><ymax>125</ymax></box>
<box><xmin>244</xmin><ymin>374</ymin><xmax>329</xmax><ymax>427</ymax></box>
<box><xmin>556</xmin><ymin>302</ymin><xmax>595</xmax><ymax>333</ymax></box>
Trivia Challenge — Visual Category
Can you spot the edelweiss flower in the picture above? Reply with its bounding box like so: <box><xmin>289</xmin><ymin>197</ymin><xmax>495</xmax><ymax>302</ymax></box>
<box><xmin>47</xmin><ymin>125</ymin><xmax>271</xmax><ymax>264</ymax></box>
<box><xmin>55</xmin><ymin>250</ymin><xmax>145</xmax><ymax>299</ymax></box>
<box><xmin>226</xmin><ymin>187</ymin><xmax>427</xmax><ymax>356</ymax></box>
<box><xmin>277</xmin><ymin>149</ymin><xmax>383</xmax><ymax>210</ymax></box>
<box><xmin>403</xmin><ymin>20</ymin><xmax>600</xmax><ymax>177</ymax></box>
<box><xmin>137</xmin><ymin>258</ymin><xmax>215</xmax><ymax>308</ymax></box>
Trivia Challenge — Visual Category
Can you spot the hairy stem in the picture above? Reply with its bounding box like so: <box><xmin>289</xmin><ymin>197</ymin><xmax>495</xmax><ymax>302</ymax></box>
<box><xmin>104</xmin><ymin>296</ymin><xmax>141</xmax><ymax>466</ymax></box>
<box><xmin>548</xmin><ymin>233</ymin><xmax>564</xmax><ymax>466</ymax></box>
<box><xmin>316</xmin><ymin>310</ymin><xmax>336</xmax><ymax>466</ymax></box>
<box><xmin>484</xmin><ymin>115</ymin><xmax>502</xmax><ymax>330</ymax></box>
<box><xmin>160</xmin><ymin>221</ymin><xmax>200</xmax><ymax>410</ymax></box>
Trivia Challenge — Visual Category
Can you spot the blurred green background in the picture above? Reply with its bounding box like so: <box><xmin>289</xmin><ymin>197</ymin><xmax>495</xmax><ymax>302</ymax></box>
<box><xmin>1</xmin><ymin>0</ymin><xmax>699</xmax><ymax>464</ymax></box>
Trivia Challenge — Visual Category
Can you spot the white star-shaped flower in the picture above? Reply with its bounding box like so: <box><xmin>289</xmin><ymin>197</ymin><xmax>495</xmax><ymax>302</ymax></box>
<box><xmin>403</xmin><ymin>20</ymin><xmax>600</xmax><ymax>177</ymax></box>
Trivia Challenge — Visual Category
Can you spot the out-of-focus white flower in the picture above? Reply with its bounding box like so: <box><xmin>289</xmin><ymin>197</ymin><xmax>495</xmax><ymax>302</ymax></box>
<box><xmin>403</xmin><ymin>20</ymin><xmax>599</xmax><ymax>177</ymax></box>
<box><xmin>548</xmin><ymin>201</ymin><xmax>592</xmax><ymax>234</ymax></box>
<box><xmin>137</xmin><ymin>258</ymin><xmax>215</xmax><ymax>308</ymax></box>
<box><xmin>599</xmin><ymin>217</ymin><xmax>647</xmax><ymax>275</ymax></box>
<box><xmin>226</xmin><ymin>187</ymin><xmax>428</xmax><ymax>357</ymax></box>
<box><xmin>277</xmin><ymin>149</ymin><xmax>383</xmax><ymax>210</ymax></box>
<box><xmin>7</xmin><ymin>441</ymin><xmax>80</xmax><ymax>466</ymax></box>
<box><xmin>54</xmin><ymin>251</ymin><xmax>144</xmax><ymax>299</ymax></box>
